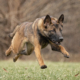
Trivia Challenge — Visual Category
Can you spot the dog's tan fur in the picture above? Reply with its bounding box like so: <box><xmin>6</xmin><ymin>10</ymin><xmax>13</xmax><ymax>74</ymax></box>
<box><xmin>5</xmin><ymin>15</ymin><xmax>69</xmax><ymax>69</ymax></box>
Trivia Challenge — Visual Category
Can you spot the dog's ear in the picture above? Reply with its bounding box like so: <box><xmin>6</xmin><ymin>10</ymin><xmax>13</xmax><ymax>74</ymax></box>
<box><xmin>58</xmin><ymin>14</ymin><xmax>64</xmax><ymax>23</ymax></box>
<box><xmin>44</xmin><ymin>15</ymin><xmax>51</xmax><ymax>24</ymax></box>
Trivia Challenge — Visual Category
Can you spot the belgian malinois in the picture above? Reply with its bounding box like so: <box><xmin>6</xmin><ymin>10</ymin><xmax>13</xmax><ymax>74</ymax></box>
<box><xmin>5</xmin><ymin>14</ymin><xmax>69</xmax><ymax>69</ymax></box>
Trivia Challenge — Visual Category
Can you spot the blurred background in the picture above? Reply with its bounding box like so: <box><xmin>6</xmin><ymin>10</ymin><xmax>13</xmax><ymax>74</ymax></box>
<box><xmin>0</xmin><ymin>0</ymin><xmax>80</xmax><ymax>62</ymax></box>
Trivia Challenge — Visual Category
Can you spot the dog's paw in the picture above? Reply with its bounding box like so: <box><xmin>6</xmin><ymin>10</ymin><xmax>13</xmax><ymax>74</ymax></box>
<box><xmin>5</xmin><ymin>53</ymin><xmax>10</xmax><ymax>57</ymax></box>
<box><xmin>5</xmin><ymin>51</ymin><xmax>11</xmax><ymax>56</ymax></box>
<box><xmin>13</xmin><ymin>58</ymin><xmax>17</xmax><ymax>62</ymax></box>
<box><xmin>64</xmin><ymin>54</ymin><xmax>70</xmax><ymax>58</ymax></box>
<box><xmin>62</xmin><ymin>51</ymin><xmax>70</xmax><ymax>58</ymax></box>
<box><xmin>41</xmin><ymin>65</ymin><xmax>47</xmax><ymax>69</ymax></box>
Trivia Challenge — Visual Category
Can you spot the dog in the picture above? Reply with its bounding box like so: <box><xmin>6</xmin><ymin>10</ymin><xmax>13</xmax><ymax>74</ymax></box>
<box><xmin>5</xmin><ymin>14</ymin><xmax>69</xmax><ymax>69</ymax></box>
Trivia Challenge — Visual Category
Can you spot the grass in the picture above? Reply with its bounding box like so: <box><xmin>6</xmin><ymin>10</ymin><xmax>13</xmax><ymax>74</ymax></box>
<box><xmin>0</xmin><ymin>60</ymin><xmax>80</xmax><ymax>80</ymax></box>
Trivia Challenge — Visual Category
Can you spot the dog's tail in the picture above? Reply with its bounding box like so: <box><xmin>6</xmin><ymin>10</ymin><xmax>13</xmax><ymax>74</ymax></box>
<box><xmin>9</xmin><ymin>25</ymin><xmax>20</xmax><ymax>38</ymax></box>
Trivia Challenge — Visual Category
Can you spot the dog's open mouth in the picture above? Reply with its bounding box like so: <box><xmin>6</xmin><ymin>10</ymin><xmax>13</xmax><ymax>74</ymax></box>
<box><xmin>51</xmin><ymin>39</ymin><xmax>61</xmax><ymax>45</ymax></box>
<box><xmin>48</xmin><ymin>38</ymin><xmax>61</xmax><ymax>45</ymax></box>
<box><xmin>54</xmin><ymin>41</ymin><xmax>61</xmax><ymax>45</ymax></box>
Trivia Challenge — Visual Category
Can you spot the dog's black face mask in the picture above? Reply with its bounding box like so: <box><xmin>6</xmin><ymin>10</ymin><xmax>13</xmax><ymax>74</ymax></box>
<box><xmin>43</xmin><ymin>14</ymin><xmax>64</xmax><ymax>45</ymax></box>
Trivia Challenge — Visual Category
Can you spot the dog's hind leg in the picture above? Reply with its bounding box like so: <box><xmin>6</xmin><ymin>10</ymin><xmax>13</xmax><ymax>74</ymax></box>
<box><xmin>13</xmin><ymin>50</ymin><xmax>26</xmax><ymax>62</ymax></box>
<box><xmin>13</xmin><ymin>37</ymin><xmax>28</xmax><ymax>62</ymax></box>
<box><xmin>17</xmin><ymin>42</ymin><xmax>34</xmax><ymax>56</ymax></box>
<box><xmin>20</xmin><ymin>42</ymin><xmax>34</xmax><ymax>55</ymax></box>
<box><xmin>5</xmin><ymin>46</ymin><xmax>12</xmax><ymax>56</ymax></box>
<box><xmin>13</xmin><ymin>53</ymin><xmax>22</xmax><ymax>62</ymax></box>
<box><xmin>13</xmin><ymin>42</ymin><xmax>34</xmax><ymax>62</ymax></box>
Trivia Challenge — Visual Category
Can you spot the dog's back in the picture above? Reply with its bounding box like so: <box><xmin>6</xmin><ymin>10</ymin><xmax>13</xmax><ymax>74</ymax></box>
<box><xmin>11</xmin><ymin>22</ymin><xmax>33</xmax><ymax>53</ymax></box>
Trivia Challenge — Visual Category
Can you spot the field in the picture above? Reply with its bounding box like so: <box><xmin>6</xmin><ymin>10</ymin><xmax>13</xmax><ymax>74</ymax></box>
<box><xmin>0</xmin><ymin>61</ymin><xmax>80</xmax><ymax>80</ymax></box>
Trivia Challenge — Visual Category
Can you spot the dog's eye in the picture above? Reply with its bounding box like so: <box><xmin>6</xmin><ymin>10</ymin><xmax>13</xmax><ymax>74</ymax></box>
<box><xmin>45</xmin><ymin>26</ymin><xmax>47</xmax><ymax>29</ymax></box>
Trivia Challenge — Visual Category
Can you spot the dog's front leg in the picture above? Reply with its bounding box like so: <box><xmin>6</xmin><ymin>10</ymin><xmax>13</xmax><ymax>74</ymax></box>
<box><xmin>50</xmin><ymin>42</ymin><xmax>70</xmax><ymax>58</ymax></box>
<box><xmin>34</xmin><ymin>44</ymin><xmax>47</xmax><ymax>69</ymax></box>
<box><xmin>58</xmin><ymin>45</ymin><xmax>70</xmax><ymax>58</ymax></box>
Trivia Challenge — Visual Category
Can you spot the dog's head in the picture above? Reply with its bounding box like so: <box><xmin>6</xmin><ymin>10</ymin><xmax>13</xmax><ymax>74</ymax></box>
<box><xmin>38</xmin><ymin>14</ymin><xmax>64</xmax><ymax>45</ymax></box>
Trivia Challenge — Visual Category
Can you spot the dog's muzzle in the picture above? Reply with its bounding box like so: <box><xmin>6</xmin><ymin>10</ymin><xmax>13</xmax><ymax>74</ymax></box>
<box><xmin>59</xmin><ymin>37</ymin><xmax>63</xmax><ymax>42</ymax></box>
<box><xmin>50</xmin><ymin>37</ymin><xmax>64</xmax><ymax>45</ymax></box>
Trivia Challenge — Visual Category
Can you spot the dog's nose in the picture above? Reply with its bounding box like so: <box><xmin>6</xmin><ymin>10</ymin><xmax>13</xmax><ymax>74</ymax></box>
<box><xmin>59</xmin><ymin>37</ymin><xmax>63</xmax><ymax>42</ymax></box>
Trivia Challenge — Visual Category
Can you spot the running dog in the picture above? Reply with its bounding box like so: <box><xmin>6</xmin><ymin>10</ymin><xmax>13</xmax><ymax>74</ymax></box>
<box><xmin>5</xmin><ymin>14</ymin><xmax>69</xmax><ymax>69</ymax></box>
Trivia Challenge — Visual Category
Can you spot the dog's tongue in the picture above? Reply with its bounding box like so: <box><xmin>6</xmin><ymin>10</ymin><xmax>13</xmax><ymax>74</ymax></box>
<box><xmin>58</xmin><ymin>42</ymin><xmax>61</xmax><ymax>45</ymax></box>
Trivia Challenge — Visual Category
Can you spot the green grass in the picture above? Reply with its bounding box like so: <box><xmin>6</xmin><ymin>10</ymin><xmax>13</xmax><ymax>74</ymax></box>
<box><xmin>0</xmin><ymin>60</ymin><xmax>80</xmax><ymax>80</ymax></box>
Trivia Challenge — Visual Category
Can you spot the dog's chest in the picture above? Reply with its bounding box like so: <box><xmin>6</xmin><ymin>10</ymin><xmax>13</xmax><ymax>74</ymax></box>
<box><xmin>39</xmin><ymin>35</ymin><xmax>49</xmax><ymax>49</ymax></box>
